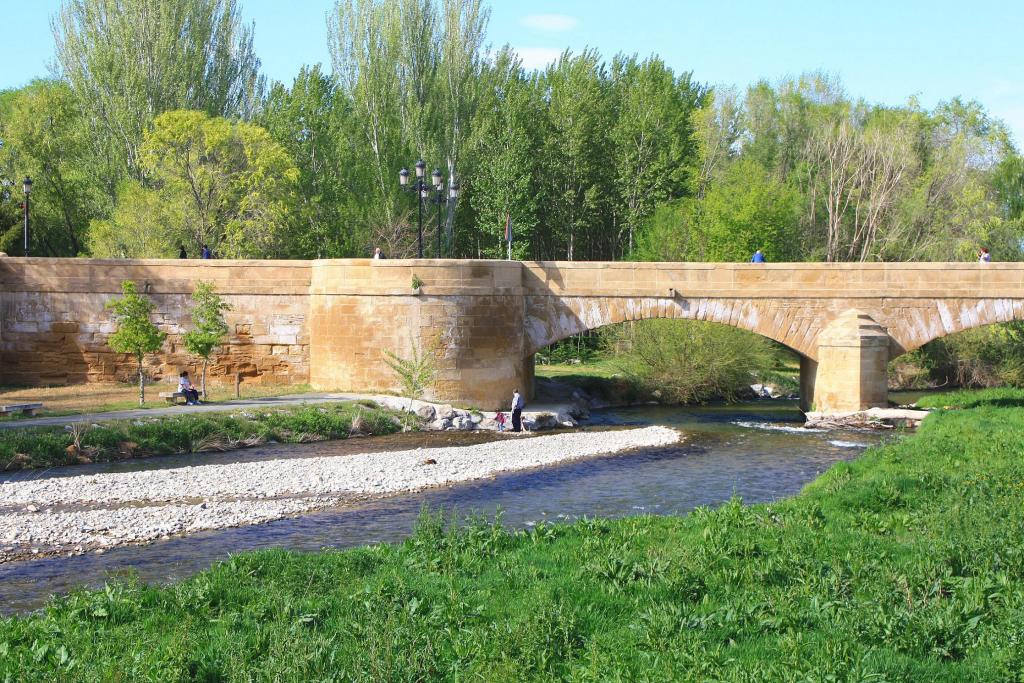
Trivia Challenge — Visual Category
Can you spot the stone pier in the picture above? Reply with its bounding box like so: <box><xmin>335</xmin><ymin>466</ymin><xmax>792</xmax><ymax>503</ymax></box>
<box><xmin>799</xmin><ymin>310</ymin><xmax>890</xmax><ymax>413</ymax></box>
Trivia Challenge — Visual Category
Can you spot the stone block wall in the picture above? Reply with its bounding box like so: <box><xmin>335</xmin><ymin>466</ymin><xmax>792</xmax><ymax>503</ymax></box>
<box><xmin>309</xmin><ymin>259</ymin><xmax>529</xmax><ymax>410</ymax></box>
<box><xmin>0</xmin><ymin>258</ymin><xmax>311</xmax><ymax>388</ymax></box>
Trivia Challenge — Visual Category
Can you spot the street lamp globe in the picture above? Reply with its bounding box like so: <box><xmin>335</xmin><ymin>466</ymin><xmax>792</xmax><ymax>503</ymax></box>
<box><xmin>431</xmin><ymin>168</ymin><xmax>442</xmax><ymax>189</ymax></box>
<box><xmin>449</xmin><ymin>183</ymin><xmax>460</xmax><ymax>200</ymax></box>
<box><xmin>414</xmin><ymin>159</ymin><xmax>426</xmax><ymax>178</ymax></box>
<box><xmin>399</xmin><ymin>168</ymin><xmax>409</xmax><ymax>186</ymax></box>
<box><xmin>22</xmin><ymin>177</ymin><xmax>32</xmax><ymax>195</ymax></box>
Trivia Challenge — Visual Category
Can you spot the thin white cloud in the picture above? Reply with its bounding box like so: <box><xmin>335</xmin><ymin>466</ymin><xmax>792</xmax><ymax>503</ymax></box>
<box><xmin>514</xmin><ymin>47</ymin><xmax>563</xmax><ymax>71</ymax></box>
<box><xmin>520</xmin><ymin>14</ymin><xmax>579</xmax><ymax>32</ymax></box>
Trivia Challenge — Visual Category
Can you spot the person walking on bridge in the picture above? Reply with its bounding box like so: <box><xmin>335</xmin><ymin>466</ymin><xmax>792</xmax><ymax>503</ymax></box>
<box><xmin>979</xmin><ymin>247</ymin><xmax>992</xmax><ymax>262</ymax></box>
<box><xmin>510</xmin><ymin>389</ymin><xmax>525</xmax><ymax>433</ymax></box>
<box><xmin>751</xmin><ymin>249</ymin><xmax>766</xmax><ymax>263</ymax></box>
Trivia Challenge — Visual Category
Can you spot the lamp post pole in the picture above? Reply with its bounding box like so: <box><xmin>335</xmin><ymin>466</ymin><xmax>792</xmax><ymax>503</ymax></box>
<box><xmin>399</xmin><ymin>162</ymin><xmax>459</xmax><ymax>259</ymax></box>
<box><xmin>436</xmin><ymin>182</ymin><xmax>443</xmax><ymax>257</ymax></box>
<box><xmin>22</xmin><ymin>177</ymin><xmax>32</xmax><ymax>257</ymax></box>
<box><xmin>399</xmin><ymin>160</ymin><xmax>426</xmax><ymax>258</ymax></box>
<box><xmin>430</xmin><ymin>179</ymin><xmax>459</xmax><ymax>258</ymax></box>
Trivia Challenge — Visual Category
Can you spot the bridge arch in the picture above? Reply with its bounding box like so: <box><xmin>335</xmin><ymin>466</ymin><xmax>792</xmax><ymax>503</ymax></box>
<box><xmin>886</xmin><ymin>298</ymin><xmax>1024</xmax><ymax>357</ymax></box>
<box><xmin>524</xmin><ymin>296</ymin><xmax>810</xmax><ymax>357</ymax></box>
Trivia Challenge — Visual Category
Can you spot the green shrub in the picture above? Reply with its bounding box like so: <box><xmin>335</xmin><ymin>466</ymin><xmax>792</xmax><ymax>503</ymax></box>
<box><xmin>609</xmin><ymin>319</ymin><xmax>774</xmax><ymax>403</ymax></box>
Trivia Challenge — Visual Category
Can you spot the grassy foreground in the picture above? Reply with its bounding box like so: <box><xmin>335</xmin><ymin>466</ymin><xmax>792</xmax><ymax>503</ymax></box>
<box><xmin>0</xmin><ymin>402</ymin><xmax>408</xmax><ymax>471</ymax></box>
<box><xmin>3</xmin><ymin>394</ymin><xmax>1024</xmax><ymax>680</ymax></box>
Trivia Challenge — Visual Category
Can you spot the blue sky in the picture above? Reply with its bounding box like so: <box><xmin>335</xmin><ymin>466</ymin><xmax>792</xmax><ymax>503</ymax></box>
<box><xmin>4</xmin><ymin>0</ymin><xmax>1023</xmax><ymax>145</ymax></box>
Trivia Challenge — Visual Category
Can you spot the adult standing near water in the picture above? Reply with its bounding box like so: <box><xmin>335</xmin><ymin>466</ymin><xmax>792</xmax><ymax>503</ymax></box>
<box><xmin>510</xmin><ymin>389</ymin><xmax>524</xmax><ymax>433</ymax></box>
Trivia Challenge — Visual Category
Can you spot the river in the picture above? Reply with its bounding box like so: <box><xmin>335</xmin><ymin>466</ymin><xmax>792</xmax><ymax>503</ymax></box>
<box><xmin>0</xmin><ymin>400</ymin><xmax>895</xmax><ymax>614</ymax></box>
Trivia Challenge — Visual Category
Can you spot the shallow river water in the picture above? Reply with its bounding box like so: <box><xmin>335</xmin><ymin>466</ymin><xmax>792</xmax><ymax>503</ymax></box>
<box><xmin>0</xmin><ymin>400</ymin><xmax>893</xmax><ymax>614</ymax></box>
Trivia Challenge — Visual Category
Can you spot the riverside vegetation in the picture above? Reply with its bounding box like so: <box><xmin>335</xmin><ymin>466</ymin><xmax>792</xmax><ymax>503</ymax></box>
<box><xmin>0</xmin><ymin>402</ymin><xmax>410</xmax><ymax>471</ymax></box>
<box><xmin>2</xmin><ymin>390</ymin><xmax>1023</xmax><ymax>679</ymax></box>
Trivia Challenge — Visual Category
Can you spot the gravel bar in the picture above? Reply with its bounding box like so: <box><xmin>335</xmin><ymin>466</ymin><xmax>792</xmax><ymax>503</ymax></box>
<box><xmin>1</xmin><ymin>427</ymin><xmax>678</xmax><ymax>561</ymax></box>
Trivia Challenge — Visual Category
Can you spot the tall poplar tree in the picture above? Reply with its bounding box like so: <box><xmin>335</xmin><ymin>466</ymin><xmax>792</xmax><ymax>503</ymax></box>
<box><xmin>52</xmin><ymin>0</ymin><xmax>265</xmax><ymax>190</ymax></box>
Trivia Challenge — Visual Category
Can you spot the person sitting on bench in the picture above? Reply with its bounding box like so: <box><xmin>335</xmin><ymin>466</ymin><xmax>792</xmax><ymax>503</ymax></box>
<box><xmin>178</xmin><ymin>371</ymin><xmax>201</xmax><ymax>406</ymax></box>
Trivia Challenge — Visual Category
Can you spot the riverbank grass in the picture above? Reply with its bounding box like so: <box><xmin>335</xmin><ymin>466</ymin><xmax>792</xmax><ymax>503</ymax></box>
<box><xmin>915</xmin><ymin>386</ymin><xmax>1024</xmax><ymax>410</ymax></box>
<box><xmin>0</xmin><ymin>401</ymin><xmax>409</xmax><ymax>470</ymax></box>
<box><xmin>2</xmin><ymin>393</ymin><xmax>1023</xmax><ymax>679</ymax></box>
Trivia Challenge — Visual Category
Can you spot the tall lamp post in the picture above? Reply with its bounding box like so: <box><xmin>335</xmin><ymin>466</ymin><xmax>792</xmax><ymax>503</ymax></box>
<box><xmin>427</xmin><ymin>168</ymin><xmax>459</xmax><ymax>258</ymax></box>
<box><xmin>22</xmin><ymin>177</ymin><xmax>32</xmax><ymax>257</ymax></box>
<box><xmin>399</xmin><ymin>161</ymin><xmax>460</xmax><ymax>258</ymax></box>
<box><xmin>398</xmin><ymin>160</ymin><xmax>427</xmax><ymax>258</ymax></box>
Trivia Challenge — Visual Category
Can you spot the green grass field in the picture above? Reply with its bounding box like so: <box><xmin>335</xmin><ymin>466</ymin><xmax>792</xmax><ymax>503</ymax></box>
<box><xmin>2</xmin><ymin>390</ymin><xmax>1023</xmax><ymax>680</ymax></box>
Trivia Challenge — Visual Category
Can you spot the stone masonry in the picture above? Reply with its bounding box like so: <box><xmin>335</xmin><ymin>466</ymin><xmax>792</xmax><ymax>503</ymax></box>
<box><xmin>3</xmin><ymin>257</ymin><xmax>1024</xmax><ymax>413</ymax></box>
<box><xmin>0</xmin><ymin>259</ymin><xmax>310</xmax><ymax>388</ymax></box>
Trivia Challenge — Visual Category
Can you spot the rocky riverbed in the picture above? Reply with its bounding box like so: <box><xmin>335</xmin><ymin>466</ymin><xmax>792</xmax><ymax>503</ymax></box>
<box><xmin>0</xmin><ymin>426</ymin><xmax>678</xmax><ymax>563</ymax></box>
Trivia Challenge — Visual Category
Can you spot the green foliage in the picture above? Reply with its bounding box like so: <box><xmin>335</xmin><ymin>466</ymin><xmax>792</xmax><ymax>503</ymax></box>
<box><xmin>4</xmin><ymin>396</ymin><xmax>1024</xmax><ymax>679</ymax></box>
<box><xmin>700</xmin><ymin>157</ymin><xmax>802</xmax><ymax>261</ymax></box>
<box><xmin>384</xmin><ymin>343</ymin><xmax>437</xmax><ymax>404</ymax></box>
<box><xmin>609</xmin><ymin>319</ymin><xmax>775</xmax><ymax>403</ymax></box>
<box><xmin>0</xmin><ymin>403</ymin><xmax>407</xmax><ymax>471</ymax></box>
<box><xmin>328</xmin><ymin>0</ymin><xmax>489</xmax><ymax>258</ymax></box>
<box><xmin>258</xmin><ymin>65</ymin><xmax>367</xmax><ymax>257</ymax></box>
<box><xmin>632</xmin><ymin>198</ymin><xmax>699</xmax><ymax>261</ymax></box>
<box><xmin>610</xmin><ymin>56</ymin><xmax>703</xmax><ymax>256</ymax></box>
<box><xmin>53</xmin><ymin>0</ymin><xmax>264</xmax><ymax>186</ymax></box>
<box><xmin>105</xmin><ymin>281</ymin><xmax>167</xmax><ymax>405</ymax></box>
<box><xmin>0</xmin><ymin>80</ymin><xmax>110</xmax><ymax>255</ymax></box>
<box><xmin>183</xmin><ymin>282</ymin><xmax>232</xmax><ymax>397</ymax></box>
<box><xmin>89</xmin><ymin>110</ymin><xmax>301</xmax><ymax>258</ymax></box>
<box><xmin>183</xmin><ymin>282</ymin><xmax>231</xmax><ymax>361</ymax></box>
<box><xmin>914</xmin><ymin>386</ymin><xmax>1024</xmax><ymax>410</ymax></box>
<box><xmin>410</xmin><ymin>273</ymin><xmax>424</xmax><ymax>290</ymax></box>
<box><xmin>896</xmin><ymin>321</ymin><xmax>1024</xmax><ymax>389</ymax></box>
<box><xmin>0</xmin><ymin>5</ymin><xmax>1019</xmax><ymax>269</ymax></box>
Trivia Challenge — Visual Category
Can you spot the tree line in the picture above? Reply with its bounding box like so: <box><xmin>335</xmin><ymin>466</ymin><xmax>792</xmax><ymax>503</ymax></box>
<box><xmin>1</xmin><ymin>0</ymin><xmax>1022</xmax><ymax>264</ymax></box>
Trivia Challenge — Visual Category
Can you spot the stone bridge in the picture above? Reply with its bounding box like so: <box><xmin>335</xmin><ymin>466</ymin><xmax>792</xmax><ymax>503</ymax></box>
<box><xmin>3</xmin><ymin>258</ymin><xmax>1023</xmax><ymax>413</ymax></box>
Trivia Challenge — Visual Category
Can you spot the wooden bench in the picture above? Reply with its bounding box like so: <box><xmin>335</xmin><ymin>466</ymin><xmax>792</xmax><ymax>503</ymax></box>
<box><xmin>158</xmin><ymin>391</ymin><xmax>188</xmax><ymax>405</ymax></box>
<box><xmin>0</xmin><ymin>403</ymin><xmax>43</xmax><ymax>417</ymax></box>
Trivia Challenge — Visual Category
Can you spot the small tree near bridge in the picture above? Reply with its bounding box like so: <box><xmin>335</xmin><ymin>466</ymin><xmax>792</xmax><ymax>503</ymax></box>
<box><xmin>183</xmin><ymin>281</ymin><xmax>232</xmax><ymax>398</ymax></box>
<box><xmin>106</xmin><ymin>281</ymin><xmax>167</xmax><ymax>406</ymax></box>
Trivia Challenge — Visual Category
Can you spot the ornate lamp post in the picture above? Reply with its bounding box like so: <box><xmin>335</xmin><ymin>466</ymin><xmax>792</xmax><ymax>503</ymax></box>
<box><xmin>427</xmin><ymin>168</ymin><xmax>459</xmax><ymax>258</ymax></box>
<box><xmin>398</xmin><ymin>160</ymin><xmax>428</xmax><ymax>258</ymax></box>
<box><xmin>22</xmin><ymin>177</ymin><xmax>32</xmax><ymax>257</ymax></box>
<box><xmin>399</xmin><ymin>161</ymin><xmax>459</xmax><ymax>258</ymax></box>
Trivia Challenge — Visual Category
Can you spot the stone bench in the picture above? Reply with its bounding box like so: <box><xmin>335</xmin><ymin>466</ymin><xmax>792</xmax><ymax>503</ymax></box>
<box><xmin>0</xmin><ymin>403</ymin><xmax>43</xmax><ymax>417</ymax></box>
<box><xmin>158</xmin><ymin>391</ymin><xmax>188</xmax><ymax>405</ymax></box>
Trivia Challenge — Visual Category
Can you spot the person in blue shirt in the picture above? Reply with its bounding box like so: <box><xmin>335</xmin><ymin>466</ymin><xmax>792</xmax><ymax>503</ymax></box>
<box><xmin>201</xmin><ymin>244</ymin><xmax>212</xmax><ymax>259</ymax></box>
<box><xmin>751</xmin><ymin>249</ymin><xmax>766</xmax><ymax>263</ymax></box>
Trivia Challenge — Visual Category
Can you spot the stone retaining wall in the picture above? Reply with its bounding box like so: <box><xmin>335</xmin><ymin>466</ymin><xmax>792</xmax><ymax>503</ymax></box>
<box><xmin>0</xmin><ymin>259</ymin><xmax>311</xmax><ymax>388</ymax></box>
